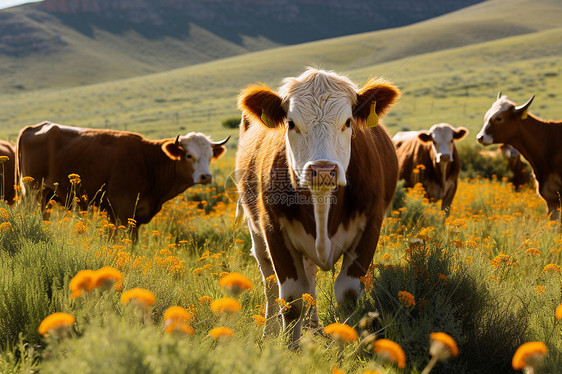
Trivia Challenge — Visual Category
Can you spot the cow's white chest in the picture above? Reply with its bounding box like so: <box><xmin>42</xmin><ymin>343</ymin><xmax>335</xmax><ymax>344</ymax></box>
<box><xmin>278</xmin><ymin>215</ymin><xmax>366</xmax><ymax>271</ymax></box>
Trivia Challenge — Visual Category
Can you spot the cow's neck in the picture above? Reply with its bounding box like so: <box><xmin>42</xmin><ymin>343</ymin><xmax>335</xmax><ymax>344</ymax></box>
<box><xmin>150</xmin><ymin>142</ymin><xmax>192</xmax><ymax>207</ymax></box>
<box><xmin>508</xmin><ymin>115</ymin><xmax>561</xmax><ymax>179</ymax></box>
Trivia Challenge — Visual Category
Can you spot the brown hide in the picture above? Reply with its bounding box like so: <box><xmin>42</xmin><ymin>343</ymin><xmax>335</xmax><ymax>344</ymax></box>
<box><xmin>17</xmin><ymin>121</ymin><xmax>213</xmax><ymax>228</ymax></box>
<box><xmin>0</xmin><ymin>140</ymin><xmax>16</xmax><ymax>204</ymax></box>
<box><xmin>395</xmin><ymin>135</ymin><xmax>461</xmax><ymax>212</ymax></box>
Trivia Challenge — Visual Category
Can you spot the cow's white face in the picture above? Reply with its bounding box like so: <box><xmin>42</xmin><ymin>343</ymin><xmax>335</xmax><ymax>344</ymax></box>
<box><xmin>163</xmin><ymin>132</ymin><xmax>227</xmax><ymax>185</ymax></box>
<box><xmin>238</xmin><ymin>67</ymin><xmax>400</xmax><ymax>192</ymax></box>
<box><xmin>282</xmin><ymin>90</ymin><xmax>355</xmax><ymax>189</ymax></box>
<box><xmin>418</xmin><ymin>123</ymin><xmax>468</xmax><ymax>165</ymax></box>
<box><xmin>181</xmin><ymin>133</ymin><xmax>215</xmax><ymax>184</ymax></box>
<box><xmin>278</xmin><ymin>70</ymin><xmax>360</xmax><ymax>190</ymax></box>
<box><xmin>477</xmin><ymin>97</ymin><xmax>513</xmax><ymax>145</ymax></box>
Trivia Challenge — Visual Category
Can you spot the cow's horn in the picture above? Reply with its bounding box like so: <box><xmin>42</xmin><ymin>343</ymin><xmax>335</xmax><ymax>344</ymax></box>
<box><xmin>212</xmin><ymin>135</ymin><xmax>231</xmax><ymax>146</ymax></box>
<box><xmin>497</xmin><ymin>91</ymin><xmax>502</xmax><ymax>99</ymax></box>
<box><xmin>174</xmin><ymin>134</ymin><xmax>181</xmax><ymax>144</ymax></box>
<box><xmin>514</xmin><ymin>95</ymin><xmax>535</xmax><ymax>113</ymax></box>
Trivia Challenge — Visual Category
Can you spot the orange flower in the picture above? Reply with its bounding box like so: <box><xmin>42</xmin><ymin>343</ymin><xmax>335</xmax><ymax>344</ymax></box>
<box><xmin>219</xmin><ymin>272</ymin><xmax>253</xmax><ymax>295</ymax></box>
<box><xmin>398</xmin><ymin>291</ymin><xmax>416</xmax><ymax>308</ymax></box>
<box><xmin>164</xmin><ymin>306</ymin><xmax>192</xmax><ymax>323</ymax></box>
<box><xmin>332</xmin><ymin>368</ymin><xmax>345</xmax><ymax>374</ymax></box>
<box><xmin>543</xmin><ymin>264</ymin><xmax>561</xmax><ymax>273</ymax></box>
<box><xmin>38</xmin><ymin>312</ymin><xmax>75</xmax><ymax>336</ymax></box>
<box><xmin>210</xmin><ymin>297</ymin><xmax>241</xmax><ymax>314</ymax></box>
<box><xmin>93</xmin><ymin>266</ymin><xmax>123</xmax><ymax>289</ymax></box>
<box><xmin>69</xmin><ymin>269</ymin><xmax>96</xmax><ymax>298</ymax></box>
<box><xmin>373</xmin><ymin>339</ymin><xmax>406</xmax><ymax>368</ymax></box>
<box><xmin>252</xmin><ymin>314</ymin><xmax>266</xmax><ymax>327</ymax></box>
<box><xmin>535</xmin><ymin>286</ymin><xmax>546</xmax><ymax>295</ymax></box>
<box><xmin>208</xmin><ymin>327</ymin><xmax>234</xmax><ymax>339</ymax></box>
<box><xmin>121</xmin><ymin>288</ymin><xmax>156</xmax><ymax>307</ymax></box>
<box><xmin>429</xmin><ymin>332</ymin><xmax>459</xmax><ymax>360</ymax></box>
<box><xmin>555</xmin><ymin>303</ymin><xmax>562</xmax><ymax>320</ymax></box>
<box><xmin>165</xmin><ymin>320</ymin><xmax>194</xmax><ymax>335</ymax></box>
<box><xmin>302</xmin><ymin>293</ymin><xmax>315</xmax><ymax>308</ymax></box>
<box><xmin>512</xmin><ymin>342</ymin><xmax>548</xmax><ymax>370</ymax></box>
<box><xmin>324</xmin><ymin>323</ymin><xmax>357</xmax><ymax>344</ymax></box>
<box><xmin>21</xmin><ymin>176</ymin><xmax>34</xmax><ymax>183</ymax></box>
<box><xmin>199</xmin><ymin>296</ymin><xmax>213</xmax><ymax>305</ymax></box>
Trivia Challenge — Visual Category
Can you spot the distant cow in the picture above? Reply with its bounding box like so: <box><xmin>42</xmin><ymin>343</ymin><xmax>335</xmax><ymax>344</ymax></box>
<box><xmin>477</xmin><ymin>93</ymin><xmax>562</xmax><ymax>218</ymax></box>
<box><xmin>236</xmin><ymin>68</ymin><xmax>400</xmax><ymax>342</ymax></box>
<box><xmin>0</xmin><ymin>140</ymin><xmax>15</xmax><ymax>204</ymax></box>
<box><xmin>17</xmin><ymin>121</ymin><xmax>229</xmax><ymax>230</ymax></box>
<box><xmin>480</xmin><ymin>144</ymin><xmax>530</xmax><ymax>190</ymax></box>
<box><xmin>393</xmin><ymin>123</ymin><xmax>468</xmax><ymax>214</ymax></box>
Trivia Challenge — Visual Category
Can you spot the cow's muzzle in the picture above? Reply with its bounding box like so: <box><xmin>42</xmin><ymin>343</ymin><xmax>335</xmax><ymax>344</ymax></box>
<box><xmin>303</xmin><ymin>161</ymin><xmax>341</xmax><ymax>190</ymax></box>
<box><xmin>198</xmin><ymin>173</ymin><xmax>212</xmax><ymax>184</ymax></box>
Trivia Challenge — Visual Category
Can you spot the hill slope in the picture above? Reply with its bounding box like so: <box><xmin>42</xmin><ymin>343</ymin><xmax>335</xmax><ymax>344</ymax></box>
<box><xmin>0</xmin><ymin>0</ymin><xmax>486</xmax><ymax>91</ymax></box>
<box><xmin>0</xmin><ymin>0</ymin><xmax>560</xmax><ymax>142</ymax></box>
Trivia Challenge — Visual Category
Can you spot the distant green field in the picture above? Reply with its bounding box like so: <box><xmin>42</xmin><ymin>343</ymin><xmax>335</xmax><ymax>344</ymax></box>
<box><xmin>0</xmin><ymin>0</ymin><xmax>561</xmax><ymax>145</ymax></box>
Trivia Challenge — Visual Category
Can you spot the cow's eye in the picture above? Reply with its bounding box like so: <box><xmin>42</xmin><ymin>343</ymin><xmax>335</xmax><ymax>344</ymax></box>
<box><xmin>287</xmin><ymin>121</ymin><xmax>296</xmax><ymax>130</ymax></box>
<box><xmin>345</xmin><ymin>118</ymin><xmax>352</xmax><ymax>128</ymax></box>
<box><xmin>186</xmin><ymin>154</ymin><xmax>193</xmax><ymax>159</ymax></box>
<box><xmin>495</xmin><ymin>117</ymin><xmax>502</xmax><ymax>122</ymax></box>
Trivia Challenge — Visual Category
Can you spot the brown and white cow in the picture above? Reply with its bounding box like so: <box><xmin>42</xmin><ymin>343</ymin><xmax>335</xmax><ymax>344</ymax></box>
<box><xmin>499</xmin><ymin>144</ymin><xmax>531</xmax><ymax>191</ymax></box>
<box><xmin>236</xmin><ymin>68</ymin><xmax>400</xmax><ymax>341</ymax></box>
<box><xmin>17</xmin><ymin>121</ymin><xmax>229</xmax><ymax>231</ymax></box>
<box><xmin>393</xmin><ymin>123</ymin><xmax>468</xmax><ymax>213</ymax></box>
<box><xmin>477</xmin><ymin>93</ymin><xmax>562</xmax><ymax>218</ymax></box>
<box><xmin>0</xmin><ymin>140</ymin><xmax>16</xmax><ymax>204</ymax></box>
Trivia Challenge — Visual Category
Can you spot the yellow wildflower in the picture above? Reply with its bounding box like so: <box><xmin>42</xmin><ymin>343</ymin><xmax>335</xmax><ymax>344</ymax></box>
<box><xmin>429</xmin><ymin>332</ymin><xmax>459</xmax><ymax>360</ymax></box>
<box><xmin>199</xmin><ymin>296</ymin><xmax>213</xmax><ymax>305</ymax></box>
<box><xmin>121</xmin><ymin>288</ymin><xmax>156</xmax><ymax>307</ymax></box>
<box><xmin>38</xmin><ymin>312</ymin><xmax>75</xmax><ymax>336</ymax></box>
<box><xmin>555</xmin><ymin>303</ymin><xmax>562</xmax><ymax>320</ymax></box>
<box><xmin>219</xmin><ymin>272</ymin><xmax>253</xmax><ymax>295</ymax></box>
<box><xmin>535</xmin><ymin>286</ymin><xmax>546</xmax><ymax>295</ymax></box>
<box><xmin>398</xmin><ymin>291</ymin><xmax>416</xmax><ymax>308</ymax></box>
<box><xmin>0</xmin><ymin>221</ymin><xmax>11</xmax><ymax>231</ymax></box>
<box><xmin>252</xmin><ymin>314</ymin><xmax>266</xmax><ymax>327</ymax></box>
<box><xmin>208</xmin><ymin>327</ymin><xmax>234</xmax><ymax>339</ymax></box>
<box><xmin>73</xmin><ymin>221</ymin><xmax>87</xmax><ymax>234</ymax></box>
<box><xmin>164</xmin><ymin>306</ymin><xmax>192</xmax><ymax>324</ymax></box>
<box><xmin>93</xmin><ymin>267</ymin><xmax>123</xmax><ymax>289</ymax></box>
<box><xmin>22</xmin><ymin>176</ymin><xmax>34</xmax><ymax>183</ymax></box>
<box><xmin>373</xmin><ymin>339</ymin><xmax>406</xmax><ymax>368</ymax></box>
<box><xmin>165</xmin><ymin>321</ymin><xmax>194</xmax><ymax>335</ymax></box>
<box><xmin>302</xmin><ymin>293</ymin><xmax>315</xmax><ymax>308</ymax></box>
<box><xmin>210</xmin><ymin>297</ymin><xmax>241</xmax><ymax>314</ymax></box>
<box><xmin>525</xmin><ymin>248</ymin><xmax>541</xmax><ymax>256</ymax></box>
<box><xmin>324</xmin><ymin>323</ymin><xmax>357</xmax><ymax>344</ymax></box>
<box><xmin>543</xmin><ymin>264</ymin><xmax>561</xmax><ymax>273</ymax></box>
<box><xmin>512</xmin><ymin>342</ymin><xmax>548</xmax><ymax>371</ymax></box>
<box><xmin>69</xmin><ymin>269</ymin><xmax>96</xmax><ymax>299</ymax></box>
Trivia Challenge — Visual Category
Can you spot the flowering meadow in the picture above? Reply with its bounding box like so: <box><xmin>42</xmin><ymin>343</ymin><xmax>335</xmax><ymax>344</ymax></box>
<box><xmin>0</xmin><ymin>159</ymin><xmax>560</xmax><ymax>373</ymax></box>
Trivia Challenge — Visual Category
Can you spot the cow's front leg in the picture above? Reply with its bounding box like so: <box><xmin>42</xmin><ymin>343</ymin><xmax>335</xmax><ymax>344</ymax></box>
<box><xmin>265</xmin><ymin>230</ymin><xmax>312</xmax><ymax>344</ymax></box>
<box><xmin>249</xmin><ymin>227</ymin><xmax>280</xmax><ymax>336</ymax></box>
<box><xmin>441</xmin><ymin>181</ymin><xmax>457</xmax><ymax>215</ymax></box>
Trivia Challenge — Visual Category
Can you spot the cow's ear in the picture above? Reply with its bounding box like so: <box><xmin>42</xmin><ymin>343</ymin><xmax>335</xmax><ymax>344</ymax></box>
<box><xmin>162</xmin><ymin>139</ymin><xmax>184</xmax><ymax>161</ymax></box>
<box><xmin>355</xmin><ymin>78</ymin><xmax>400</xmax><ymax>127</ymax></box>
<box><xmin>418</xmin><ymin>131</ymin><xmax>432</xmax><ymax>143</ymax></box>
<box><xmin>238</xmin><ymin>84</ymin><xmax>286</xmax><ymax>128</ymax></box>
<box><xmin>453</xmin><ymin>127</ymin><xmax>469</xmax><ymax>140</ymax></box>
<box><xmin>212</xmin><ymin>145</ymin><xmax>226</xmax><ymax>159</ymax></box>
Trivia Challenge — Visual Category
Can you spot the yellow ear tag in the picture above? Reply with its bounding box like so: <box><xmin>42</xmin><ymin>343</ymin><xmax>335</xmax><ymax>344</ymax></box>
<box><xmin>366</xmin><ymin>101</ymin><xmax>379</xmax><ymax>128</ymax></box>
<box><xmin>521</xmin><ymin>109</ymin><xmax>528</xmax><ymax>120</ymax></box>
<box><xmin>261</xmin><ymin>112</ymin><xmax>272</xmax><ymax>127</ymax></box>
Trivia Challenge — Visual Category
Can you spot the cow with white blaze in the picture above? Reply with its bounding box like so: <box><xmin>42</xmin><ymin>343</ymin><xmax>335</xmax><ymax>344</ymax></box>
<box><xmin>393</xmin><ymin>123</ymin><xmax>468</xmax><ymax>214</ymax></box>
<box><xmin>236</xmin><ymin>68</ymin><xmax>400</xmax><ymax>342</ymax></box>
<box><xmin>477</xmin><ymin>93</ymin><xmax>562</xmax><ymax>218</ymax></box>
<box><xmin>17</xmin><ymin>121</ymin><xmax>229</xmax><ymax>233</ymax></box>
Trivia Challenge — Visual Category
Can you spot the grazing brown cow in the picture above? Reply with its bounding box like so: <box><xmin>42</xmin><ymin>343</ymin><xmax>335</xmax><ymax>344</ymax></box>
<box><xmin>236</xmin><ymin>68</ymin><xmax>400</xmax><ymax>342</ymax></box>
<box><xmin>17</xmin><ymin>121</ymin><xmax>229</xmax><ymax>230</ymax></box>
<box><xmin>479</xmin><ymin>144</ymin><xmax>531</xmax><ymax>191</ymax></box>
<box><xmin>0</xmin><ymin>140</ymin><xmax>16</xmax><ymax>204</ymax></box>
<box><xmin>393</xmin><ymin>123</ymin><xmax>468</xmax><ymax>214</ymax></box>
<box><xmin>477</xmin><ymin>93</ymin><xmax>562</xmax><ymax>218</ymax></box>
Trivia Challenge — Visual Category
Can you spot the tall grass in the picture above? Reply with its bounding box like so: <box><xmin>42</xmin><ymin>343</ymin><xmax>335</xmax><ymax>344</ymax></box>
<box><xmin>0</xmin><ymin>171</ymin><xmax>560</xmax><ymax>373</ymax></box>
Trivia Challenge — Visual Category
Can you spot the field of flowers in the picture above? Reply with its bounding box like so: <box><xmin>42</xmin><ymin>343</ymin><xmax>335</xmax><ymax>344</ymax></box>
<box><xmin>0</xmin><ymin>158</ymin><xmax>560</xmax><ymax>373</ymax></box>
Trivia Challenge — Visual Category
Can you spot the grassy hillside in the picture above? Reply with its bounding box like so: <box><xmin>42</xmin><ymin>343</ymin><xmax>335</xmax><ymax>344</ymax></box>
<box><xmin>0</xmin><ymin>0</ymin><xmax>561</xmax><ymax>144</ymax></box>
